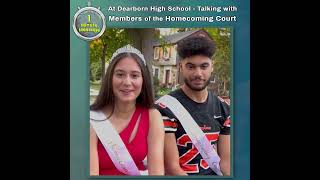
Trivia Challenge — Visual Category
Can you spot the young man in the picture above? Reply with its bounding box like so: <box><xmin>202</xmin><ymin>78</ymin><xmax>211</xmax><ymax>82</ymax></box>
<box><xmin>155</xmin><ymin>36</ymin><xmax>231</xmax><ymax>176</ymax></box>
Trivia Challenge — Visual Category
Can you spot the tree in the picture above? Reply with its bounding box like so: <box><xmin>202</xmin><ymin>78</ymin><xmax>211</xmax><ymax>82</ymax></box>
<box><xmin>176</xmin><ymin>28</ymin><xmax>192</xmax><ymax>32</ymax></box>
<box><xmin>89</xmin><ymin>39</ymin><xmax>103</xmax><ymax>81</ymax></box>
<box><xmin>89</xmin><ymin>29</ymin><xmax>132</xmax><ymax>82</ymax></box>
<box><xmin>203</xmin><ymin>28</ymin><xmax>231</xmax><ymax>97</ymax></box>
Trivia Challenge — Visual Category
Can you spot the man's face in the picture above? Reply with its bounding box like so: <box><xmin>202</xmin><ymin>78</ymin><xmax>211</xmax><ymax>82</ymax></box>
<box><xmin>180</xmin><ymin>55</ymin><xmax>213</xmax><ymax>91</ymax></box>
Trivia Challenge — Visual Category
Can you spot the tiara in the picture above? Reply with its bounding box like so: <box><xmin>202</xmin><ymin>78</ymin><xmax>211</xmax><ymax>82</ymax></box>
<box><xmin>110</xmin><ymin>44</ymin><xmax>146</xmax><ymax>66</ymax></box>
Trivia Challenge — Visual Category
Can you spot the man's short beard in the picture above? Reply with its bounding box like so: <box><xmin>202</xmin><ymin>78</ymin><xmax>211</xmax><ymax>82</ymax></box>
<box><xmin>184</xmin><ymin>78</ymin><xmax>210</xmax><ymax>91</ymax></box>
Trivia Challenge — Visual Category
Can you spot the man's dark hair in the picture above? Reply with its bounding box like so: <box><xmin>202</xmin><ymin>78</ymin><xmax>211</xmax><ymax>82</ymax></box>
<box><xmin>177</xmin><ymin>36</ymin><xmax>216</xmax><ymax>59</ymax></box>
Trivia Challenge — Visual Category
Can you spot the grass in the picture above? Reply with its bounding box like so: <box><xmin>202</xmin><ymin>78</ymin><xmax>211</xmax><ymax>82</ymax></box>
<box><xmin>90</xmin><ymin>82</ymin><xmax>101</xmax><ymax>91</ymax></box>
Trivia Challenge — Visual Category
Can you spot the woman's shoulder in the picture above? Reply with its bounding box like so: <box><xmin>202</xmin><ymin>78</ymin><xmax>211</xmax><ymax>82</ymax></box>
<box><xmin>147</xmin><ymin>108</ymin><xmax>164</xmax><ymax>135</ymax></box>
<box><xmin>148</xmin><ymin>108</ymin><xmax>161</xmax><ymax>117</ymax></box>
<box><xmin>138</xmin><ymin>106</ymin><xmax>162</xmax><ymax>123</ymax></box>
<box><xmin>89</xmin><ymin>106</ymin><xmax>111</xmax><ymax>120</ymax></box>
<box><xmin>138</xmin><ymin>105</ymin><xmax>160</xmax><ymax>115</ymax></box>
<box><xmin>90</xmin><ymin>110</ymin><xmax>106</xmax><ymax>121</ymax></box>
<box><xmin>147</xmin><ymin>108</ymin><xmax>162</xmax><ymax>126</ymax></box>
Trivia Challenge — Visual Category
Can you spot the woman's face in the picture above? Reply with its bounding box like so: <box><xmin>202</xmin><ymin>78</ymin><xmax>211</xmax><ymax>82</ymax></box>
<box><xmin>112</xmin><ymin>57</ymin><xmax>143</xmax><ymax>104</ymax></box>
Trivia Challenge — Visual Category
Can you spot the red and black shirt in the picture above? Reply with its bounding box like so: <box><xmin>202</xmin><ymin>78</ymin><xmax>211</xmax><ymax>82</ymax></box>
<box><xmin>155</xmin><ymin>89</ymin><xmax>231</xmax><ymax>175</ymax></box>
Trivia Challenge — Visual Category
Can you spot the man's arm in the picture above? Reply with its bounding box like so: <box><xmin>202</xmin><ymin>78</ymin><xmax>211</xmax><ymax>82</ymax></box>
<box><xmin>164</xmin><ymin>133</ymin><xmax>188</xmax><ymax>175</ymax></box>
<box><xmin>217</xmin><ymin>134</ymin><xmax>230</xmax><ymax>176</ymax></box>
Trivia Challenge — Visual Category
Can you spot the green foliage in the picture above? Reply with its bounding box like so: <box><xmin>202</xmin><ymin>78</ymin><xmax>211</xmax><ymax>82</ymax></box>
<box><xmin>153</xmin><ymin>76</ymin><xmax>172</xmax><ymax>98</ymax></box>
<box><xmin>204</xmin><ymin>28</ymin><xmax>231</xmax><ymax>97</ymax></box>
<box><xmin>90</xmin><ymin>61</ymin><xmax>102</xmax><ymax>82</ymax></box>
<box><xmin>157</xmin><ymin>87</ymin><xmax>171</xmax><ymax>97</ymax></box>
<box><xmin>99</xmin><ymin>28</ymin><xmax>132</xmax><ymax>63</ymax></box>
<box><xmin>176</xmin><ymin>28</ymin><xmax>192</xmax><ymax>32</ymax></box>
<box><xmin>158</xmin><ymin>35</ymin><xmax>170</xmax><ymax>55</ymax></box>
<box><xmin>89</xmin><ymin>29</ymin><xmax>132</xmax><ymax>82</ymax></box>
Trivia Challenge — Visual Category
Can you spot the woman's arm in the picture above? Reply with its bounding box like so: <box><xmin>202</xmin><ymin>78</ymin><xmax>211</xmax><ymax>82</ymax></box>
<box><xmin>90</xmin><ymin>125</ymin><xmax>99</xmax><ymax>176</ymax></box>
<box><xmin>217</xmin><ymin>134</ymin><xmax>230</xmax><ymax>176</ymax></box>
<box><xmin>147</xmin><ymin>109</ymin><xmax>165</xmax><ymax>175</ymax></box>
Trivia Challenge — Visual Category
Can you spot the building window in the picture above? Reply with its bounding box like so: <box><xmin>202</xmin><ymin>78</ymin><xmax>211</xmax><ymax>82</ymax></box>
<box><xmin>152</xmin><ymin>66</ymin><xmax>160</xmax><ymax>80</ymax></box>
<box><xmin>165</xmin><ymin>70</ymin><xmax>170</xmax><ymax>84</ymax></box>
<box><xmin>154</xmin><ymin>47</ymin><xmax>160</xmax><ymax>59</ymax></box>
<box><xmin>163</xmin><ymin>67</ymin><xmax>172</xmax><ymax>85</ymax></box>
<box><xmin>163</xmin><ymin>47</ymin><xmax>169</xmax><ymax>59</ymax></box>
<box><xmin>155</xmin><ymin>68</ymin><xmax>159</xmax><ymax>79</ymax></box>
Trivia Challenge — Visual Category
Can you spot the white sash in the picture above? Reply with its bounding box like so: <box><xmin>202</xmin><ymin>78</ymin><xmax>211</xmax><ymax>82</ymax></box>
<box><xmin>90</xmin><ymin>110</ymin><xmax>147</xmax><ymax>175</ymax></box>
<box><xmin>156</xmin><ymin>95</ymin><xmax>223</xmax><ymax>176</ymax></box>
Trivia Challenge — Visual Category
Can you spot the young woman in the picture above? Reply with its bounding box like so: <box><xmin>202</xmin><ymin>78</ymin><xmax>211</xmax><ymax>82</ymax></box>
<box><xmin>90</xmin><ymin>45</ymin><xmax>164</xmax><ymax>176</ymax></box>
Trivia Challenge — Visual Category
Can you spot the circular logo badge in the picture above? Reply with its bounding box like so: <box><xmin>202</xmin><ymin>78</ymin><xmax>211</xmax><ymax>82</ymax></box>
<box><xmin>73</xmin><ymin>7</ymin><xmax>106</xmax><ymax>41</ymax></box>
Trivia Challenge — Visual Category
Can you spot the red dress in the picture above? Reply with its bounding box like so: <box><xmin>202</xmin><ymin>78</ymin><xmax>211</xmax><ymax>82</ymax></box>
<box><xmin>98</xmin><ymin>106</ymin><xmax>149</xmax><ymax>175</ymax></box>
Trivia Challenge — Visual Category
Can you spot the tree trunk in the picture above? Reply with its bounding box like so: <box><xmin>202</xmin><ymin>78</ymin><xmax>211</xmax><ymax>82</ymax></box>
<box><xmin>217</xmin><ymin>81</ymin><xmax>220</xmax><ymax>96</ymax></box>
<box><xmin>223</xmin><ymin>80</ymin><xmax>227</xmax><ymax>96</ymax></box>
<box><xmin>128</xmin><ymin>28</ymin><xmax>156</xmax><ymax>91</ymax></box>
<box><xmin>101</xmin><ymin>44</ymin><xmax>107</xmax><ymax>81</ymax></box>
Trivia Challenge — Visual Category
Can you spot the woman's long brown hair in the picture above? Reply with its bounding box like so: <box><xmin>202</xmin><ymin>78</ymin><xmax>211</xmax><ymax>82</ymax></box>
<box><xmin>90</xmin><ymin>53</ymin><xmax>154</xmax><ymax>117</ymax></box>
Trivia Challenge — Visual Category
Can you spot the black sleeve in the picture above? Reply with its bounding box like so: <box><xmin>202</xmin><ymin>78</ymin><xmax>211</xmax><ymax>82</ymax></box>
<box><xmin>217</xmin><ymin>96</ymin><xmax>231</xmax><ymax>135</ymax></box>
<box><xmin>154</xmin><ymin>103</ymin><xmax>178</xmax><ymax>133</ymax></box>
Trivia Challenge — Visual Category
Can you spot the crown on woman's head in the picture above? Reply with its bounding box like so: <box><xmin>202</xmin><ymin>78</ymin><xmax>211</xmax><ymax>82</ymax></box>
<box><xmin>110</xmin><ymin>44</ymin><xmax>146</xmax><ymax>66</ymax></box>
